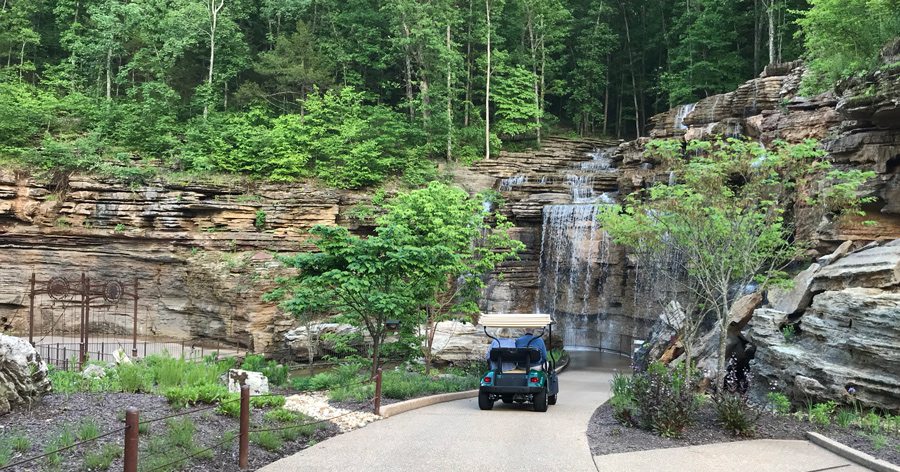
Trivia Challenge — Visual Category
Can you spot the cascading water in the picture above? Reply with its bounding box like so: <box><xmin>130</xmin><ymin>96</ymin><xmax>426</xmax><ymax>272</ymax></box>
<box><xmin>674</xmin><ymin>103</ymin><xmax>697</xmax><ymax>130</ymax></box>
<box><xmin>499</xmin><ymin>175</ymin><xmax>528</xmax><ymax>191</ymax></box>
<box><xmin>537</xmin><ymin>148</ymin><xmax>619</xmax><ymax>349</ymax></box>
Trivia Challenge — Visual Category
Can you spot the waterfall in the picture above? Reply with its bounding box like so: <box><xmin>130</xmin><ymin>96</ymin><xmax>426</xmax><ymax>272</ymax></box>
<box><xmin>536</xmin><ymin>147</ymin><xmax>619</xmax><ymax>349</ymax></box>
<box><xmin>499</xmin><ymin>175</ymin><xmax>528</xmax><ymax>191</ymax></box>
<box><xmin>674</xmin><ymin>103</ymin><xmax>697</xmax><ymax>130</ymax></box>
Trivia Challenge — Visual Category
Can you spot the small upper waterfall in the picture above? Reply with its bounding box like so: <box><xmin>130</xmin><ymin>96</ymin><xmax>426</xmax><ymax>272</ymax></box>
<box><xmin>674</xmin><ymin>103</ymin><xmax>697</xmax><ymax>130</ymax></box>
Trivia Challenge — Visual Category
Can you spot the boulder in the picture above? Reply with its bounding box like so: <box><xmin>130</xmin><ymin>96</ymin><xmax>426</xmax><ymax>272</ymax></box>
<box><xmin>750</xmin><ymin>287</ymin><xmax>900</xmax><ymax>411</ymax></box>
<box><xmin>770</xmin><ymin>263</ymin><xmax>821</xmax><ymax>315</ymax></box>
<box><xmin>0</xmin><ymin>334</ymin><xmax>51</xmax><ymax>415</ymax></box>
<box><xmin>228</xmin><ymin>369</ymin><xmax>269</xmax><ymax>395</ymax></box>
<box><xmin>729</xmin><ymin>292</ymin><xmax>763</xmax><ymax>330</ymax></box>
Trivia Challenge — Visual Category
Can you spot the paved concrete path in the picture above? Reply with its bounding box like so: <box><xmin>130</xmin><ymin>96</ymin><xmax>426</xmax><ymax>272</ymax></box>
<box><xmin>593</xmin><ymin>439</ymin><xmax>873</xmax><ymax>472</ymax></box>
<box><xmin>259</xmin><ymin>351</ymin><xmax>629</xmax><ymax>472</ymax></box>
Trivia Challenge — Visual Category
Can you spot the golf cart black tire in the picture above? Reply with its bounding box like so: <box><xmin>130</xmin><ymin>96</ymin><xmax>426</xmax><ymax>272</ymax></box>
<box><xmin>533</xmin><ymin>389</ymin><xmax>548</xmax><ymax>412</ymax></box>
<box><xmin>478</xmin><ymin>392</ymin><xmax>494</xmax><ymax>410</ymax></box>
<box><xmin>501</xmin><ymin>394</ymin><xmax>514</xmax><ymax>404</ymax></box>
<box><xmin>548</xmin><ymin>394</ymin><xmax>557</xmax><ymax>405</ymax></box>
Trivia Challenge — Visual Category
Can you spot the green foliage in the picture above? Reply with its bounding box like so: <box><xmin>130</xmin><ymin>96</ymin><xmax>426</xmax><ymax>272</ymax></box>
<box><xmin>254</xmin><ymin>210</ymin><xmax>267</xmax><ymax>231</ymax></box>
<box><xmin>241</xmin><ymin>355</ymin><xmax>289</xmax><ymax>387</ymax></box>
<box><xmin>796</xmin><ymin>0</ymin><xmax>900</xmax><ymax>93</ymax></box>
<box><xmin>836</xmin><ymin>409</ymin><xmax>858</xmax><ymax>428</ymax></box>
<box><xmin>250</xmin><ymin>431</ymin><xmax>283</xmax><ymax>452</ymax></box>
<box><xmin>611</xmin><ymin>362</ymin><xmax>700</xmax><ymax>438</ymax></box>
<box><xmin>250</xmin><ymin>395</ymin><xmax>286</xmax><ymax>408</ymax></box>
<box><xmin>76</xmin><ymin>419</ymin><xmax>101</xmax><ymax>441</ymax></box>
<box><xmin>808</xmin><ymin>401</ymin><xmax>837</xmax><ymax>426</ymax></box>
<box><xmin>216</xmin><ymin>394</ymin><xmax>242</xmax><ymax>418</ymax></box>
<box><xmin>492</xmin><ymin>61</ymin><xmax>540</xmax><ymax>138</ymax></box>
<box><xmin>767</xmin><ymin>391</ymin><xmax>792</xmax><ymax>415</ymax></box>
<box><xmin>599</xmin><ymin>138</ymin><xmax>872</xmax><ymax>385</ymax></box>
<box><xmin>378</xmin><ymin>370</ymin><xmax>478</xmax><ymax>400</ymax></box>
<box><xmin>712</xmin><ymin>371</ymin><xmax>760</xmax><ymax>437</ymax></box>
<box><xmin>117</xmin><ymin>363</ymin><xmax>152</xmax><ymax>393</ymax></box>
<box><xmin>0</xmin><ymin>432</ymin><xmax>30</xmax><ymax>467</ymax></box>
<box><xmin>82</xmin><ymin>443</ymin><xmax>121</xmax><ymax>471</ymax></box>
<box><xmin>781</xmin><ymin>324</ymin><xmax>797</xmax><ymax>342</ymax></box>
<box><xmin>264</xmin><ymin>408</ymin><xmax>302</xmax><ymax>423</ymax></box>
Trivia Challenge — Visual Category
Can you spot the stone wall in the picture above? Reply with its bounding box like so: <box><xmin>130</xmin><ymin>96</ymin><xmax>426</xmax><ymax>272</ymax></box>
<box><xmin>0</xmin><ymin>171</ymin><xmax>374</xmax><ymax>353</ymax></box>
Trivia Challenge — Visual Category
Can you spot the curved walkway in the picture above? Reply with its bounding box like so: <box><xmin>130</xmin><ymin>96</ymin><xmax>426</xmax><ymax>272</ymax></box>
<box><xmin>259</xmin><ymin>351</ymin><xmax>630</xmax><ymax>472</ymax></box>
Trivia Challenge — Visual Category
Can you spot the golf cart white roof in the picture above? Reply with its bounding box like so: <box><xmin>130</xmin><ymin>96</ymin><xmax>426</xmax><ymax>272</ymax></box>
<box><xmin>479</xmin><ymin>313</ymin><xmax>554</xmax><ymax>328</ymax></box>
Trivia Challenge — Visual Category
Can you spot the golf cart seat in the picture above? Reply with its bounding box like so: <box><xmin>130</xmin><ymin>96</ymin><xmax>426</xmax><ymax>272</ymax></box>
<box><xmin>488</xmin><ymin>348</ymin><xmax>544</xmax><ymax>372</ymax></box>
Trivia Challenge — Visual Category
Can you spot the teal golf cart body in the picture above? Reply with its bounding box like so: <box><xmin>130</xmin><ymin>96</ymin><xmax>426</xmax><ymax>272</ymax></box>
<box><xmin>478</xmin><ymin>314</ymin><xmax>559</xmax><ymax>412</ymax></box>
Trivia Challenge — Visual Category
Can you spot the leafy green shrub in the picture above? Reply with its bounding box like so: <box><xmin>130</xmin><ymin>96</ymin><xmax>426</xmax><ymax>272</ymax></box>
<box><xmin>712</xmin><ymin>378</ymin><xmax>760</xmax><ymax>437</ymax></box>
<box><xmin>251</xmin><ymin>395</ymin><xmax>286</xmax><ymax>408</ymax></box>
<box><xmin>241</xmin><ymin>354</ymin><xmax>289</xmax><ymax>387</ymax></box>
<box><xmin>50</xmin><ymin>368</ymin><xmax>86</xmax><ymax>394</ymax></box>
<box><xmin>264</xmin><ymin>408</ymin><xmax>301</xmax><ymax>423</ymax></box>
<box><xmin>767</xmin><ymin>392</ymin><xmax>791</xmax><ymax>415</ymax></box>
<box><xmin>625</xmin><ymin>362</ymin><xmax>700</xmax><ymax>438</ymax></box>
<box><xmin>862</xmin><ymin>412</ymin><xmax>883</xmax><ymax>433</ymax></box>
<box><xmin>808</xmin><ymin>401</ymin><xmax>837</xmax><ymax>426</ymax></box>
<box><xmin>835</xmin><ymin>409</ymin><xmax>858</xmax><ymax>428</ymax></box>
<box><xmin>165</xmin><ymin>418</ymin><xmax>196</xmax><ymax>449</ymax></box>
<box><xmin>216</xmin><ymin>394</ymin><xmax>242</xmax><ymax>417</ymax></box>
<box><xmin>378</xmin><ymin>371</ymin><xmax>478</xmax><ymax>400</ymax></box>
<box><xmin>7</xmin><ymin>433</ymin><xmax>30</xmax><ymax>453</ymax></box>
<box><xmin>250</xmin><ymin>431</ymin><xmax>283</xmax><ymax>451</ymax></box>
<box><xmin>117</xmin><ymin>363</ymin><xmax>152</xmax><ymax>393</ymax></box>
<box><xmin>82</xmin><ymin>443</ymin><xmax>121</xmax><ymax>470</ymax></box>
<box><xmin>610</xmin><ymin>372</ymin><xmax>637</xmax><ymax>426</ymax></box>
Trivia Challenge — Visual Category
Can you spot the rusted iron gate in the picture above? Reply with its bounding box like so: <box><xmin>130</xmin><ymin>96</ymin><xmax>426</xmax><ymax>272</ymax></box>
<box><xmin>27</xmin><ymin>273</ymin><xmax>139</xmax><ymax>369</ymax></box>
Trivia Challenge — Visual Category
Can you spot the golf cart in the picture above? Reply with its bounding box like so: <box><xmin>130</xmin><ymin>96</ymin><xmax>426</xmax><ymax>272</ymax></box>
<box><xmin>478</xmin><ymin>313</ymin><xmax>559</xmax><ymax>412</ymax></box>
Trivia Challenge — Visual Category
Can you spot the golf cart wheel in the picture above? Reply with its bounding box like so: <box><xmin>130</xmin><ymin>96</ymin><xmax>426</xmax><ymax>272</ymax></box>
<box><xmin>533</xmin><ymin>389</ymin><xmax>548</xmax><ymax>412</ymax></box>
<box><xmin>548</xmin><ymin>394</ymin><xmax>557</xmax><ymax>405</ymax></box>
<box><xmin>501</xmin><ymin>394</ymin><xmax>514</xmax><ymax>404</ymax></box>
<box><xmin>478</xmin><ymin>391</ymin><xmax>494</xmax><ymax>410</ymax></box>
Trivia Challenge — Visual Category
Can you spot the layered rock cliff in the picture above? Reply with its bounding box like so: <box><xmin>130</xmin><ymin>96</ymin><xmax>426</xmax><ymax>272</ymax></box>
<box><xmin>0</xmin><ymin>171</ymin><xmax>374</xmax><ymax>352</ymax></box>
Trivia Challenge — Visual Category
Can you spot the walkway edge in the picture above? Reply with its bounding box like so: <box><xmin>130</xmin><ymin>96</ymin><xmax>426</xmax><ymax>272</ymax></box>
<box><xmin>381</xmin><ymin>357</ymin><xmax>571</xmax><ymax>419</ymax></box>
<box><xmin>380</xmin><ymin>389</ymin><xmax>478</xmax><ymax>418</ymax></box>
<box><xmin>806</xmin><ymin>431</ymin><xmax>900</xmax><ymax>472</ymax></box>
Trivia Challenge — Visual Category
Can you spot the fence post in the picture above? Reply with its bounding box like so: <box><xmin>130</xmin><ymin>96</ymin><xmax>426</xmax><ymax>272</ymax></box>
<box><xmin>124</xmin><ymin>407</ymin><xmax>139</xmax><ymax>472</ymax></box>
<box><xmin>374</xmin><ymin>368</ymin><xmax>383</xmax><ymax>416</ymax></box>
<box><xmin>239</xmin><ymin>385</ymin><xmax>249</xmax><ymax>469</ymax></box>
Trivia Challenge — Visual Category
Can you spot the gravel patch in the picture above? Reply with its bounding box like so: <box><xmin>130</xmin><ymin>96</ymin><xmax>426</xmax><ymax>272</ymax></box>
<box><xmin>588</xmin><ymin>402</ymin><xmax>900</xmax><ymax>466</ymax></box>
<box><xmin>284</xmin><ymin>392</ymin><xmax>380</xmax><ymax>432</ymax></box>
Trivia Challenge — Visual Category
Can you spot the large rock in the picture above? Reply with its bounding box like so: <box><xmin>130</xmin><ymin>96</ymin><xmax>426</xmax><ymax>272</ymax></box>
<box><xmin>811</xmin><ymin>240</ymin><xmax>900</xmax><ymax>291</ymax></box>
<box><xmin>228</xmin><ymin>369</ymin><xmax>269</xmax><ymax>395</ymax></box>
<box><xmin>751</xmin><ymin>288</ymin><xmax>900</xmax><ymax>411</ymax></box>
<box><xmin>770</xmin><ymin>263</ymin><xmax>821</xmax><ymax>315</ymax></box>
<box><xmin>0</xmin><ymin>334</ymin><xmax>51</xmax><ymax>415</ymax></box>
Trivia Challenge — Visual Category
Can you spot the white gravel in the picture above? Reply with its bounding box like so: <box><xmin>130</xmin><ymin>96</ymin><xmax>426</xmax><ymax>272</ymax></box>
<box><xmin>283</xmin><ymin>392</ymin><xmax>381</xmax><ymax>432</ymax></box>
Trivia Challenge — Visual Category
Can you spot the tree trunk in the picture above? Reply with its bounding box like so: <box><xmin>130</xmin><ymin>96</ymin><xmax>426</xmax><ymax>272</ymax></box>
<box><xmin>371</xmin><ymin>334</ymin><xmax>382</xmax><ymax>378</ymax></box>
<box><xmin>205</xmin><ymin>0</ymin><xmax>225</xmax><ymax>119</ymax></box>
<box><xmin>766</xmin><ymin>0</ymin><xmax>775</xmax><ymax>65</ymax></box>
<box><xmin>19</xmin><ymin>41</ymin><xmax>25</xmax><ymax>79</ymax></box>
<box><xmin>106</xmin><ymin>48</ymin><xmax>112</xmax><ymax>101</ymax></box>
<box><xmin>402</xmin><ymin>20</ymin><xmax>415</xmax><ymax>119</ymax></box>
<box><xmin>484</xmin><ymin>0</ymin><xmax>491</xmax><ymax>161</ymax></box>
<box><xmin>618</xmin><ymin>2</ymin><xmax>641</xmax><ymax>138</ymax></box>
<box><xmin>602</xmin><ymin>54</ymin><xmax>610</xmax><ymax>136</ymax></box>
<box><xmin>446</xmin><ymin>24</ymin><xmax>453</xmax><ymax>161</ymax></box>
<box><xmin>306</xmin><ymin>321</ymin><xmax>316</xmax><ymax>375</ymax></box>
<box><xmin>526</xmin><ymin>8</ymin><xmax>541</xmax><ymax>146</ymax></box>
<box><xmin>464</xmin><ymin>0</ymin><xmax>473</xmax><ymax>127</ymax></box>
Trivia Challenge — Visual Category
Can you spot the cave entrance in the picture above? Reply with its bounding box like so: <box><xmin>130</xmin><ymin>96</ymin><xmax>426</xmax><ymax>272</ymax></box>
<box><xmin>25</xmin><ymin>273</ymin><xmax>140</xmax><ymax>370</ymax></box>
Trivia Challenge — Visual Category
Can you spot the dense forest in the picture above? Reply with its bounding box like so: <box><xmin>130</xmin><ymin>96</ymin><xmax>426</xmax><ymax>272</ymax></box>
<box><xmin>0</xmin><ymin>0</ymin><xmax>897</xmax><ymax>188</ymax></box>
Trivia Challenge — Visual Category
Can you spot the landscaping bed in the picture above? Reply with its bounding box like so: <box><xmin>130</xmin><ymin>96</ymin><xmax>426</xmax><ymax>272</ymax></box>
<box><xmin>0</xmin><ymin>392</ymin><xmax>339</xmax><ymax>471</ymax></box>
<box><xmin>589</xmin><ymin>400</ymin><xmax>900</xmax><ymax>465</ymax></box>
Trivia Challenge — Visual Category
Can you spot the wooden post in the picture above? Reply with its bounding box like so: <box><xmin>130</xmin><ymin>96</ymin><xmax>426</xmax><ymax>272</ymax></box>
<box><xmin>238</xmin><ymin>385</ymin><xmax>250</xmax><ymax>469</ymax></box>
<box><xmin>124</xmin><ymin>407</ymin><xmax>139</xmax><ymax>472</ymax></box>
<box><xmin>132</xmin><ymin>278</ymin><xmax>139</xmax><ymax>358</ymax></box>
<box><xmin>374</xmin><ymin>368</ymin><xmax>383</xmax><ymax>416</ymax></box>
<box><xmin>79</xmin><ymin>273</ymin><xmax>86</xmax><ymax>367</ymax></box>
<box><xmin>83</xmin><ymin>275</ymin><xmax>90</xmax><ymax>367</ymax></box>
<box><xmin>28</xmin><ymin>273</ymin><xmax>35</xmax><ymax>346</ymax></box>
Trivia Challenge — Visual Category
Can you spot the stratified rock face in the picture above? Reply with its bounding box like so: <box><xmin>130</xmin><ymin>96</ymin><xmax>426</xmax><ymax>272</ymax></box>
<box><xmin>0</xmin><ymin>172</ymin><xmax>374</xmax><ymax>353</ymax></box>
<box><xmin>750</xmin><ymin>241</ymin><xmax>900</xmax><ymax>411</ymax></box>
<box><xmin>0</xmin><ymin>334</ymin><xmax>50</xmax><ymax>415</ymax></box>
